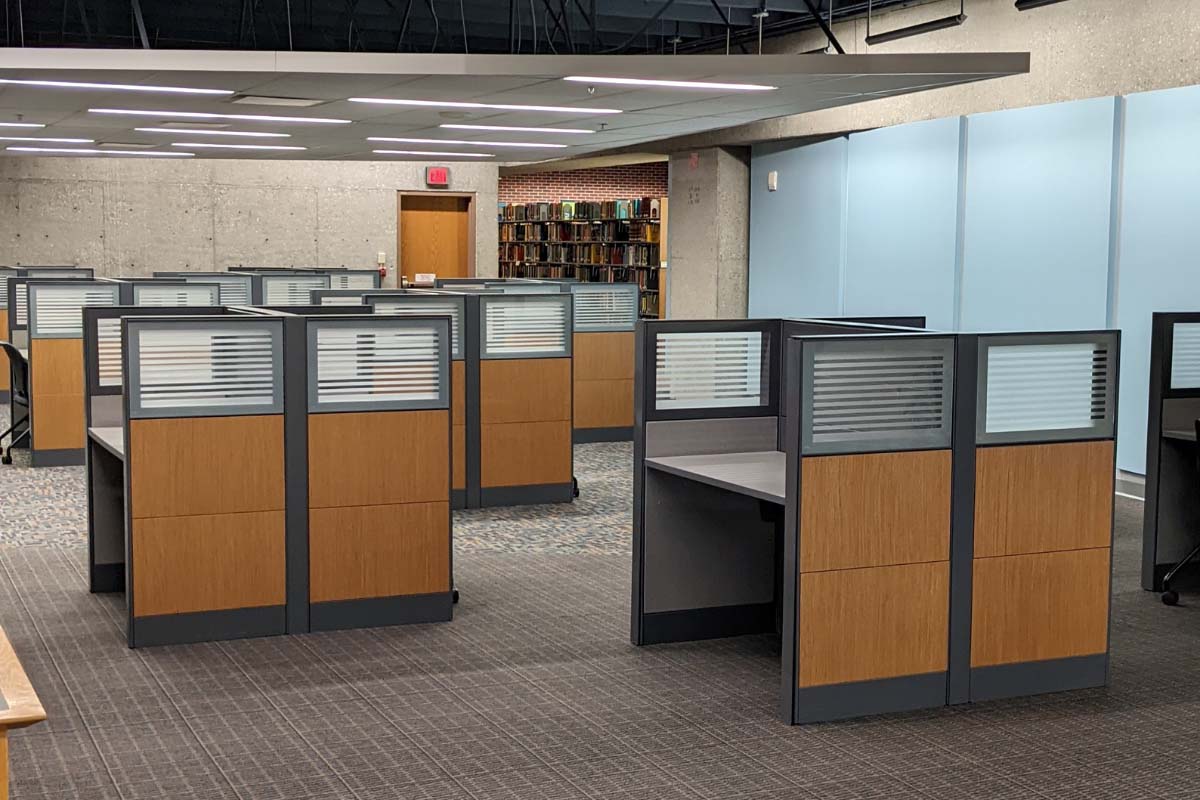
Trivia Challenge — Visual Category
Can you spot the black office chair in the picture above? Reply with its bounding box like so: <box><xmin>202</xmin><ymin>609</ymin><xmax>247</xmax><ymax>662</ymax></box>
<box><xmin>1162</xmin><ymin>418</ymin><xmax>1200</xmax><ymax>606</ymax></box>
<box><xmin>0</xmin><ymin>342</ymin><xmax>30</xmax><ymax>465</ymax></box>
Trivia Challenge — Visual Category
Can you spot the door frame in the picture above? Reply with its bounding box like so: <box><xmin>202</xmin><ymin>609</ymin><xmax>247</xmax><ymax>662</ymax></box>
<box><xmin>397</xmin><ymin>191</ymin><xmax>477</xmax><ymax>281</ymax></box>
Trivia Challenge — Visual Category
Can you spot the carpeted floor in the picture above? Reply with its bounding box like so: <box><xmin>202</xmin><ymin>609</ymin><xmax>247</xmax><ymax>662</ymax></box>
<box><xmin>2</xmin><ymin>403</ymin><xmax>1199</xmax><ymax>800</ymax></box>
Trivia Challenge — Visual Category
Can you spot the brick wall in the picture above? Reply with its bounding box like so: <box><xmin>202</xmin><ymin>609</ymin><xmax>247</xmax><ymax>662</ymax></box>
<box><xmin>498</xmin><ymin>162</ymin><xmax>668</xmax><ymax>204</ymax></box>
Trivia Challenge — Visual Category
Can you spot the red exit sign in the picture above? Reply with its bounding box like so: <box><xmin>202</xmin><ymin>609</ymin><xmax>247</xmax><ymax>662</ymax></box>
<box><xmin>425</xmin><ymin>166</ymin><xmax>450</xmax><ymax>187</ymax></box>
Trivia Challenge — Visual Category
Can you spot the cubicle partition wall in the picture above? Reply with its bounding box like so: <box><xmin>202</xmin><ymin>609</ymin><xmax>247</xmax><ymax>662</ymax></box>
<box><xmin>122</xmin><ymin>280</ymin><xmax>221</xmax><ymax>307</ymax></box>
<box><xmin>369</xmin><ymin>294</ymin><xmax>469</xmax><ymax>508</ymax></box>
<box><xmin>122</xmin><ymin>315</ymin><xmax>290</xmax><ymax>647</ymax></box>
<box><xmin>312</xmin><ymin>289</ymin><xmax>405</xmax><ymax>307</ymax></box>
<box><xmin>570</xmin><ymin>283</ymin><xmax>638</xmax><ymax>443</ymax></box>
<box><xmin>1142</xmin><ymin>312</ymin><xmax>1200</xmax><ymax>591</ymax></box>
<box><xmin>0</xmin><ymin>267</ymin><xmax>14</xmax><ymax>402</ymax></box>
<box><xmin>26</xmin><ymin>281</ymin><xmax>121</xmax><ymax>466</ymax></box>
<box><xmin>303</xmin><ymin>315</ymin><xmax>454</xmax><ymax>630</ymax></box>
<box><xmin>154</xmin><ymin>272</ymin><xmax>254</xmax><ymax>305</ymax></box>
<box><xmin>6</xmin><ymin>272</ymin><xmax>95</xmax><ymax>351</ymax></box>
<box><xmin>325</xmin><ymin>269</ymin><xmax>382</xmax><ymax>290</ymax></box>
<box><xmin>477</xmin><ymin>293</ymin><xmax>574</xmax><ymax>505</ymax></box>
<box><xmin>239</xmin><ymin>272</ymin><xmax>331</xmax><ymax>305</ymax></box>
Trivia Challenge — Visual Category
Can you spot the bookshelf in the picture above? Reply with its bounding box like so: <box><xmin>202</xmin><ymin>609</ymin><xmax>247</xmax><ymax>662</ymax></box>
<box><xmin>498</xmin><ymin>198</ymin><xmax>666</xmax><ymax>318</ymax></box>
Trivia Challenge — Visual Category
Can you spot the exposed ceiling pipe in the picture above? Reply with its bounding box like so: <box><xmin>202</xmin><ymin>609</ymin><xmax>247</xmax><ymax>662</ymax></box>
<box><xmin>865</xmin><ymin>0</ymin><xmax>964</xmax><ymax>46</ymax></box>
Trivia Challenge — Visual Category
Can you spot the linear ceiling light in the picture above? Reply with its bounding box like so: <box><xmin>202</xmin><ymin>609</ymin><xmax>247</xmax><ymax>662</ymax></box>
<box><xmin>864</xmin><ymin>13</ymin><xmax>965</xmax><ymax>45</ymax></box>
<box><xmin>563</xmin><ymin>76</ymin><xmax>776</xmax><ymax>91</ymax></box>
<box><xmin>348</xmin><ymin>98</ymin><xmax>622</xmax><ymax>114</ymax></box>
<box><xmin>89</xmin><ymin>108</ymin><xmax>350</xmax><ymax>124</ymax></box>
<box><xmin>0</xmin><ymin>136</ymin><xmax>94</xmax><ymax>143</ymax></box>
<box><xmin>1015</xmin><ymin>0</ymin><xmax>1069</xmax><ymax>8</ymax></box>
<box><xmin>136</xmin><ymin>127</ymin><xmax>291</xmax><ymax>138</ymax></box>
<box><xmin>368</xmin><ymin>136</ymin><xmax>566</xmax><ymax>149</ymax></box>
<box><xmin>170</xmin><ymin>142</ymin><xmax>307</xmax><ymax>151</ymax></box>
<box><xmin>6</xmin><ymin>146</ymin><xmax>193</xmax><ymax>156</ymax></box>
<box><xmin>0</xmin><ymin>122</ymin><xmax>45</xmax><ymax>128</ymax></box>
<box><xmin>0</xmin><ymin>78</ymin><xmax>232</xmax><ymax>95</ymax></box>
<box><xmin>373</xmin><ymin>149</ymin><xmax>494</xmax><ymax>158</ymax></box>
<box><xmin>440</xmin><ymin>124</ymin><xmax>592</xmax><ymax>134</ymax></box>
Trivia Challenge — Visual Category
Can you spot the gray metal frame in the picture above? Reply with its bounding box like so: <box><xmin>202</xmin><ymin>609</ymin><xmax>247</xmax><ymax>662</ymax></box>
<box><xmin>367</xmin><ymin>294</ymin><xmax>468</xmax><ymax>360</ymax></box>
<box><xmin>478</xmin><ymin>293</ymin><xmax>573</xmax><ymax>360</ymax></box>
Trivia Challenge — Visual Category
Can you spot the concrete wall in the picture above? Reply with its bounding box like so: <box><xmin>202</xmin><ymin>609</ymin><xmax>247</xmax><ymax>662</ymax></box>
<box><xmin>0</xmin><ymin>157</ymin><xmax>499</xmax><ymax>282</ymax></box>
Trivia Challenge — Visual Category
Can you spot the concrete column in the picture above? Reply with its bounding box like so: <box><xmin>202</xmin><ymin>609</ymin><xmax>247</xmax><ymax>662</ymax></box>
<box><xmin>667</xmin><ymin>147</ymin><xmax>750</xmax><ymax>319</ymax></box>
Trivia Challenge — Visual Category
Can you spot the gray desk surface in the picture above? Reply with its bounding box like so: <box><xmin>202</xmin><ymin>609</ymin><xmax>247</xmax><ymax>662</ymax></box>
<box><xmin>88</xmin><ymin>426</ymin><xmax>125</xmax><ymax>460</ymax></box>
<box><xmin>16</xmin><ymin>347</ymin><xmax>27</xmax><ymax>361</ymax></box>
<box><xmin>1164</xmin><ymin>428</ymin><xmax>1198</xmax><ymax>442</ymax></box>
<box><xmin>645</xmin><ymin>450</ymin><xmax>786</xmax><ymax>505</ymax></box>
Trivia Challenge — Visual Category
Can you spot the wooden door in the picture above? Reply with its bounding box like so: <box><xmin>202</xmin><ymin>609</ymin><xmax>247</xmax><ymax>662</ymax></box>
<box><xmin>398</xmin><ymin>194</ymin><xmax>472</xmax><ymax>281</ymax></box>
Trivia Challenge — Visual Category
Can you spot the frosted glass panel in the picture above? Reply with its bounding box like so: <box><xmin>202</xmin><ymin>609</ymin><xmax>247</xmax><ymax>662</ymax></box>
<box><xmin>374</xmin><ymin>298</ymin><xmax>463</xmax><ymax>358</ymax></box>
<box><xmin>481</xmin><ymin>296</ymin><xmax>570</xmax><ymax>358</ymax></box>
<box><xmin>572</xmin><ymin>284</ymin><xmax>638</xmax><ymax>331</ymax></box>
<box><xmin>263</xmin><ymin>275</ymin><xmax>328</xmax><ymax>305</ymax></box>
<box><xmin>310</xmin><ymin>323</ymin><xmax>444</xmax><ymax>411</ymax></box>
<box><xmin>29</xmin><ymin>284</ymin><xmax>120</xmax><ymax>338</ymax></box>
<box><xmin>655</xmin><ymin>331</ymin><xmax>765</xmax><ymax>411</ymax></box>
<box><xmin>96</xmin><ymin>317</ymin><xmax>123</xmax><ymax>387</ymax></box>
<box><xmin>1170</xmin><ymin>323</ymin><xmax>1200</xmax><ymax>389</ymax></box>
<box><xmin>134</xmin><ymin>284</ymin><xmax>219</xmax><ymax>307</ymax></box>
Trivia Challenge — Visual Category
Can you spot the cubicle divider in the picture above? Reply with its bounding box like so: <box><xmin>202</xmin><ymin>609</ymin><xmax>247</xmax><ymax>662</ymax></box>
<box><xmin>26</xmin><ymin>281</ymin><xmax>121</xmax><ymax>466</ymax></box>
<box><xmin>312</xmin><ymin>288</ymin><xmax>406</xmax><ymax>306</ymax></box>
<box><xmin>325</xmin><ymin>269</ymin><xmax>382</xmax><ymax>290</ymax></box>
<box><xmin>570</xmin><ymin>283</ymin><xmax>638</xmax><ymax>443</ymax></box>
<box><xmin>632</xmin><ymin>318</ymin><xmax>1119</xmax><ymax>724</ymax></box>
<box><xmin>6</xmin><ymin>272</ymin><xmax>95</xmax><ymax>351</ymax></box>
<box><xmin>243</xmin><ymin>272</ymin><xmax>332</xmax><ymax>306</ymax></box>
<box><xmin>119</xmin><ymin>280</ymin><xmax>221</xmax><ymax>307</ymax></box>
<box><xmin>1142</xmin><ymin>312</ymin><xmax>1200</xmax><ymax>591</ymax></box>
<box><xmin>155</xmin><ymin>272</ymin><xmax>254</xmax><ymax>305</ymax></box>
<box><xmin>0</xmin><ymin>267</ymin><xmax>13</xmax><ymax>402</ymax></box>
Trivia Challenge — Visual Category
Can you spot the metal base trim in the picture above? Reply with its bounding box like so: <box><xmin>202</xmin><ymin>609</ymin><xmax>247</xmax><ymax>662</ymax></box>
<box><xmin>970</xmin><ymin>654</ymin><xmax>1108</xmax><ymax>702</ymax></box>
<box><xmin>130</xmin><ymin>605</ymin><xmax>286</xmax><ymax>648</ymax></box>
<box><xmin>451</xmin><ymin>489</ymin><xmax>467</xmax><ymax>510</ymax></box>
<box><xmin>641</xmin><ymin>602</ymin><xmax>774</xmax><ymax>645</ymax></box>
<box><xmin>90</xmin><ymin>563</ymin><xmax>124</xmax><ymax>594</ymax></box>
<box><xmin>31</xmin><ymin>447</ymin><xmax>86</xmax><ymax>467</ymax></box>
<box><xmin>793</xmin><ymin>672</ymin><xmax>947</xmax><ymax>724</ymax></box>
<box><xmin>0</xmin><ymin>390</ymin><xmax>9</xmax><ymax>404</ymax></box>
<box><xmin>573</xmin><ymin>426</ymin><xmax>633</xmax><ymax>443</ymax></box>
<box><xmin>310</xmin><ymin>592</ymin><xmax>453</xmax><ymax>632</ymax></box>
<box><xmin>480</xmin><ymin>482</ymin><xmax>574</xmax><ymax>507</ymax></box>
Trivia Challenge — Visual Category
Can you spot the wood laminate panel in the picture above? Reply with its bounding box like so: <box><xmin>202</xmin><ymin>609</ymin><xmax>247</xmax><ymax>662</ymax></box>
<box><xmin>308</xmin><ymin>410</ymin><xmax>449</xmax><ymax>508</ymax></box>
<box><xmin>0</xmin><ymin>628</ymin><xmax>46</xmax><ymax>730</ymax></box>
<box><xmin>574</xmin><ymin>379</ymin><xmax>634</xmax><ymax>429</ymax></box>
<box><xmin>0</xmin><ymin>728</ymin><xmax>6</xmax><ymax>800</ymax></box>
<box><xmin>480</xmin><ymin>358</ymin><xmax>571</xmax><ymax>425</ymax></box>
<box><xmin>971</xmin><ymin>547</ymin><xmax>1110</xmax><ymax>668</ymax></box>
<box><xmin>132</xmin><ymin>510</ymin><xmax>286</xmax><ymax>617</ymax></box>
<box><xmin>452</xmin><ymin>360</ymin><xmax>465</xmax><ymax>427</ymax></box>
<box><xmin>800</xmin><ymin>450</ymin><xmax>951</xmax><ymax>573</ymax></box>
<box><xmin>129</xmin><ymin>416</ymin><xmax>284</xmax><ymax>519</ymax></box>
<box><xmin>453</xmin><ymin>424</ymin><xmax>465</xmax><ymax>490</ymax></box>
<box><xmin>799</xmin><ymin>561</ymin><xmax>949</xmax><ymax>687</ymax></box>
<box><xmin>974</xmin><ymin>441</ymin><xmax>1115</xmax><ymax>558</ymax></box>
<box><xmin>399</xmin><ymin>194</ymin><xmax>469</xmax><ymax>279</ymax></box>
<box><xmin>0</xmin><ymin>310</ymin><xmax>8</xmax><ymax>392</ymax></box>
<box><xmin>309</xmin><ymin>502</ymin><xmax>450</xmax><ymax>602</ymax></box>
<box><xmin>573</xmin><ymin>332</ymin><xmax>635</xmax><ymax>381</ymax></box>
<box><xmin>30</xmin><ymin>338</ymin><xmax>85</xmax><ymax>451</ymax></box>
<box><xmin>481</xmin><ymin>420</ymin><xmax>572</xmax><ymax>487</ymax></box>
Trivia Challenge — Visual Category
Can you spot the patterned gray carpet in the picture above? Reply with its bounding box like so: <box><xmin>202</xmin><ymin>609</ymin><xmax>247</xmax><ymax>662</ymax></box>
<box><xmin>1</xmin><ymin>402</ymin><xmax>1198</xmax><ymax>800</ymax></box>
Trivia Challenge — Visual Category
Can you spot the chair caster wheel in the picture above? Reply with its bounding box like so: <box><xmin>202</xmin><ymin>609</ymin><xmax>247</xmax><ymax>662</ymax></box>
<box><xmin>1</xmin><ymin>455</ymin><xmax>11</xmax><ymax>465</ymax></box>
<box><xmin>452</xmin><ymin>589</ymin><xmax>459</xmax><ymax>604</ymax></box>
<box><xmin>572</xmin><ymin>477</ymin><xmax>580</xmax><ymax>499</ymax></box>
<box><xmin>1163</xmin><ymin>590</ymin><xmax>1180</xmax><ymax>606</ymax></box>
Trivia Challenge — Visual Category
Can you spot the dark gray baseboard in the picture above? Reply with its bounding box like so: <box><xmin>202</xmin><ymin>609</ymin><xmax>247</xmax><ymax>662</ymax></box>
<box><xmin>971</xmin><ymin>654</ymin><xmax>1108</xmax><ymax>702</ymax></box>
<box><xmin>451</xmin><ymin>489</ymin><xmax>467</xmax><ymax>510</ymax></box>
<box><xmin>90</xmin><ymin>563</ymin><xmax>125</xmax><ymax>594</ymax></box>
<box><xmin>0</xmin><ymin>390</ymin><xmax>9</xmax><ymax>404</ymax></box>
<box><xmin>640</xmin><ymin>602</ymin><xmax>774</xmax><ymax>645</ymax></box>
<box><xmin>793</xmin><ymin>671</ymin><xmax>947</xmax><ymax>724</ymax></box>
<box><xmin>131</xmin><ymin>605</ymin><xmax>286</xmax><ymax>648</ymax></box>
<box><xmin>573</xmin><ymin>426</ymin><xmax>633</xmax><ymax>444</ymax></box>
<box><xmin>32</xmin><ymin>447</ymin><xmax>86</xmax><ymax>467</ymax></box>
<box><xmin>310</xmin><ymin>592</ymin><xmax>453</xmax><ymax>632</ymax></box>
<box><xmin>480</xmin><ymin>482</ymin><xmax>574</xmax><ymax>507</ymax></box>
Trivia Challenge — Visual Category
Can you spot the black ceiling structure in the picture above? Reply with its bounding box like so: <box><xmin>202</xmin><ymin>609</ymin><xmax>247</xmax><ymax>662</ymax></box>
<box><xmin>1</xmin><ymin>0</ymin><xmax>916</xmax><ymax>55</ymax></box>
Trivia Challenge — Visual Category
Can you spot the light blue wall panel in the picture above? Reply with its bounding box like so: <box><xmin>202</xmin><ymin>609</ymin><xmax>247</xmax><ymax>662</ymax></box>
<box><xmin>748</xmin><ymin>137</ymin><xmax>846</xmax><ymax>318</ymax></box>
<box><xmin>1115</xmin><ymin>85</ymin><xmax>1200</xmax><ymax>474</ymax></box>
<box><xmin>843</xmin><ymin>117</ymin><xmax>962</xmax><ymax>331</ymax></box>
<box><xmin>960</xmin><ymin>98</ymin><xmax>1116</xmax><ymax>332</ymax></box>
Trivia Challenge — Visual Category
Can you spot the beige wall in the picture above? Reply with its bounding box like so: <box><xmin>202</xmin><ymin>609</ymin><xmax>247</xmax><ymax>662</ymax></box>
<box><xmin>0</xmin><ymin>157</ymin><xmax>499</xmax><ymax>283</ymax></box>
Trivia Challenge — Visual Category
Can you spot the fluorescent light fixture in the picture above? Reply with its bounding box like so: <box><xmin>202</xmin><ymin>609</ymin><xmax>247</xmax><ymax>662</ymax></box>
<box><xmin>1015</xmin><ymin>0</ymin><xmax>1068</xmax><ymax>8</ymax></box>
<box><xmin>6</xmin><ymin>146</ymin><xmax>193</xmax><ymax>156</ymax></box>
<box><xmin>0</xmin><ymin>136</ymin><xmax>93</xmax><ymax>143</ymax></box>
<box><xmin>89</xmin><ymin>108</ymin><xmax>351</xmax><ymax>124</ymax></box>
<box><xmin>0</xmin><ymin>78</ymin><xmax>231</xmax><ymax>95</ymax></box>
<box><xmin>441</xmin><ymin>124</ymin><xmax>592</xmax><ymax>134</ymax></box>
<box><xmin>368</xmin><ymin>136</ymin><xmax>566</xmax><ymax>149</ymax></box>
<box><xmin>865</xmin><ymin>13</ymin><xmax>965</xmax><ymax>45</ymax></box>
<box><xmin>170</xmin><ymin>142</ymin><xmax>307</xmax><ymax>151</ymax></box>
<box><xmin>231</xmin><ymin>95</ymin><xmax>326</xmax><ymax>107</ymax></box>
<box><xmin>348</xmin><ymin>97</ymin><xmax>622</xmax><ymax>114</ymax></box>
<box><xmin>563</xmin><ymin>76</ymin><xmax>776</xmax><ymax>91</ymax></box>
<box><xmin>136</xmin><ymin>127</ymin><xmax>291</xmax><ymax>138</ymax></box>
<box><xmin>373</xmin><ymin>149</ymin><xmax>494</xmax><ymax>158</ymax></box>
<box><xmin>0</xmin><ymin>122</ymin><xmax>45</xmax><ymax>128</ymax></box>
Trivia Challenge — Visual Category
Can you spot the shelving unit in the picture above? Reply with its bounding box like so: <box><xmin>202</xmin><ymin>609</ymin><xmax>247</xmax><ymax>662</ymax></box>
<box><xmin>498</xmin><ymin>198</ymin><xmax>667</xmax><ymax>318</ymax></box>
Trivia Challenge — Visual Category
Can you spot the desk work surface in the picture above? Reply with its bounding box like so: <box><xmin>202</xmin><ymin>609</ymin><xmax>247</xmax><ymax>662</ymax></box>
<box><xmin>17</xmin><ymin>347</ymin><xmax>28</xmax><ymax>361</ymax></box>
<box><xmin>1164</xmin><ymin>428</ymin><xmax>1198</xmax><ymax>442</ymax></box>
<box><xmin>645</xmin><ymin>451</ymin><xmax>786</xmax><ymax>505</ymax></box>
<box><xmin>0</xmin><ymin>626</ymin><xmax>46</xmax><ymax>728</ymax></box>
<box><xmin>88</xmin><ymin>426</ymin><xmax>125</xmax><ymax>460</ymax></box>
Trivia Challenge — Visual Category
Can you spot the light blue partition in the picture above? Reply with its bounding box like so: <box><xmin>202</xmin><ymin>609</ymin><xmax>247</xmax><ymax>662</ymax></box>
<box><xmin>959</xmin><ymin>98</ymin><xmax>1117</xmax><ymax>332</ymax></box>
<box><xmin>748</xmin><ymin>137</ymin><xmax>846</xmax><ymax>318</ymax></box>
<box><xmin>1115</xmin><ymin>85</ymin><xmax>1200</xmax><ymax>474</ymax></box>
<box><xmin>844</xmin><ymin>117</ymin><xmax>962</xmax><ymax>331</ymax></box>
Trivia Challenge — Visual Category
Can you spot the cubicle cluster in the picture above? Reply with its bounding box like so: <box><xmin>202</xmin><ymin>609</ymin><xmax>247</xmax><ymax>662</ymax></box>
<box><xmin>631</xmin><ymin>317</ymin><xmax>1120</xmax><ymax>724</ymax></box>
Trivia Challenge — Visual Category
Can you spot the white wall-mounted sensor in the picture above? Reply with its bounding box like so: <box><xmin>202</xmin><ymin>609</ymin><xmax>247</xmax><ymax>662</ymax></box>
<box><xmin>767</xmin><ymin>170</ymin><xmax>778</xmax><ymax>192</ymax></box>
